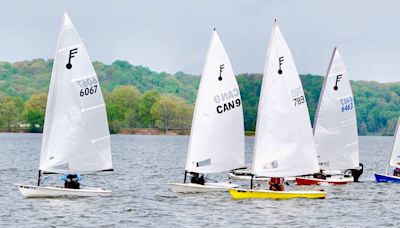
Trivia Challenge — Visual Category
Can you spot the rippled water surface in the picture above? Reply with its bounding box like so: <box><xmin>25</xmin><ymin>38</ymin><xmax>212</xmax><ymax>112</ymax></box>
<box><xmin>0</xmin><ymin>133</ymin><xmax>398</xmax><ymax>227</ymax></box>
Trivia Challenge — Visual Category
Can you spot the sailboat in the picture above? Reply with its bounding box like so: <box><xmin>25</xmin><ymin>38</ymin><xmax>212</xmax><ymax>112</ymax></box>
<box><xmin>296</xmin><ymin>47</ymin><xmax>363</xmax><ymax>185</ymax></box>
<box><xmin>16</xmin><ymin>13</ymin><xmax>113</xmax><ymax>197</ymax></box>
<box><xmin>169</xmin><ymin>29</ymin><xmax>244</xmax><ymax>193</ymax></box>
<box><xmin>229</xmin><ymin>21</ymin><xmax>325</xmax><ymax>199</ymax></box>
<box><xmin>374</xmin><ymin>117</ymin><xmax>400</xmax><ymax>182</ymax></box>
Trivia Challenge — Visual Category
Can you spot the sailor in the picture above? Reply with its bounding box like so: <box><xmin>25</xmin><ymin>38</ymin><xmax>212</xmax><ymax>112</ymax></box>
<box><xmin>268</xmin><ymin>177</ymin><xmax>284</xmax><ymax>191</ymax></box>
<box><xmin>393</xmin><ymin>165</ymin><xmax>400</xmax><ymax>177</ymax></box>
<box><xmin>198</xmin><ymin>174</ymin><xmax>205</xmax><ymax>185</ymax></box>
<box><xmin>349</xmin><ymin>163</ymin><xmax>364</xmax><ymax>182</ymax></box>
<box><xmin>190</xmin><ymin>172</ymin><xmax>205</xmax><ymax>185</ymax></box>
<box><xmin>313</xmin><ymin>170</ymin><xmax>327</xmax><ymax>180</ymax></box>
<box><xmin>61</xmin><ymin>174</ymin><xmax>82</xmax><ymax>189</ymax></box>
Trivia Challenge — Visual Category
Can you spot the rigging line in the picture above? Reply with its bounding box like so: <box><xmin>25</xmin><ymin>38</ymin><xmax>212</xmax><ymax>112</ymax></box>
<box><xmin>58</xmin><ymin>43</ymin><xmax>84</xmax><ymax>52</ymax></box>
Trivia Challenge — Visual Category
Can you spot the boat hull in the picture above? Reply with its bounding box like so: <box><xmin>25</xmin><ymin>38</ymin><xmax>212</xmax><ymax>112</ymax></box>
<box><xmin>169</xmin><ymin>182</ymin><xmax>238</xmax><ymax>193</ymax></box>
<box><xmin>374</xmin><ymin>174</ymin><xmax>400</xmax><ymax>183</ymax></box>
<box><xmin>16</xmin><ymin>184</ymin><xmax>112</xmax><ymax>198</ymax></box>
<box><xmin>228</xmin><ymin>172</ymin><xmax>296</xmax><ymax>182</ymax></box>
<box><xmin>228</xmin><ymin>172</ymin><xmax>268</xmax><ymax>181</ymax></box>
<box><xmin>296</xmin><ymin>176</ymin><xmax>353</xmax><ymax>185</ymax></box>
<box><xmin>229</xmin><ymin>188</ymin><xmax>326</xmax><ymax>199</ymax></box>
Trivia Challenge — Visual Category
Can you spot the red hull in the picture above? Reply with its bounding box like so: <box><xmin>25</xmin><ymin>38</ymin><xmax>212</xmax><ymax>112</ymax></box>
<box><xmin>296</xmin><ymin>177</ymin><xmax>349</xmax><ymax>185</ymax></box>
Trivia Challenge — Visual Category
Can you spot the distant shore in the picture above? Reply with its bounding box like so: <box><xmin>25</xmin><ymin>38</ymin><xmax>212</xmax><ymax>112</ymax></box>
<box><xmin>0</xmin><ymin>128</ymin><xmax>257</xmax><ymax>136</ymax></box>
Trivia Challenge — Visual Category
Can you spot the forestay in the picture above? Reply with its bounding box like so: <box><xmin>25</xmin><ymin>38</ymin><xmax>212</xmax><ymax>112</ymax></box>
<box><xmin>389</xmin><ymin>118</ymin><xmax>400</xmax><ymax>168</ymax></box>
<box><xmin>313</xmin><ymin>48</ymin><xmax>359</xmax><ymax>170</ymax></box>
<box><xmin>252</xmin><ymin>23</ymin><xmax>319</xmax><ymax>177</ymax></box>
<box><xmin>39</xmin><ymin>13</ymin><xmax>112</xmax><ymax>173</ymax></box>
<box><xmin>185</xmin><ymin>30</ymin><xmax>245</xmax><ymax>174</ymax></box>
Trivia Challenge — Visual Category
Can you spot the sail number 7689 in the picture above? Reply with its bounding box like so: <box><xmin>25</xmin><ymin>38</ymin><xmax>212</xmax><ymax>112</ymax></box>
<box><xmin>293</xmin><ymin>96</ymin><xmax>305</xmax><ymax>106</ymax></box>
<box><xmin>76</xmin><ymin>77</ymin><xmax>98</xmax><ymax>97</ymax></box>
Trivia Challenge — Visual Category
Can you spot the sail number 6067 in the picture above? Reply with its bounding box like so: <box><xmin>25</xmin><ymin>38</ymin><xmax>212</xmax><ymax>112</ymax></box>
<box><xmin>76</xmin><ymin>77</ymin><xmax>98</xmax><ymax>97</ymax></box>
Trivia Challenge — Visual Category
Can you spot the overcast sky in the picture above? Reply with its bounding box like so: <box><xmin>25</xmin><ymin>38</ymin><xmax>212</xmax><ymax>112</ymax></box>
<box><xmin>0</xmin><ymin>0</ymin><xmax>399</xmax><ymax>82</ymax></box>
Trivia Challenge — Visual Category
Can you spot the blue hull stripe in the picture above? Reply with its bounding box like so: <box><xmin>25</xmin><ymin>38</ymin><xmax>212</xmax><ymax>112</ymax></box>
<box><xmin>374</xmin><ymin>173</ymin><xmax>400</xmax><ymax>183</ymax></box>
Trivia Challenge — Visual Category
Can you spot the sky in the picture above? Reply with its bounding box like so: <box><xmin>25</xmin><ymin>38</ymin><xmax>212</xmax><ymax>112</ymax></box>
<box><xmin>0</xmin><ymin>0</ymin><xmax>399</xmax><ymax>82</ymax></box>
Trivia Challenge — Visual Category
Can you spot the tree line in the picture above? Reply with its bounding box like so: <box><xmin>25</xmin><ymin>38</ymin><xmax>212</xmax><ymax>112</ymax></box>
<box><xmin>0</xmin><ymin>59</ymin><xmax>399</xmax><ymax>135</ymax></box>
<box><xmin>0</xmin><ymin>86</ymin><xmax>193</xmax><ymax>134</ymax></box>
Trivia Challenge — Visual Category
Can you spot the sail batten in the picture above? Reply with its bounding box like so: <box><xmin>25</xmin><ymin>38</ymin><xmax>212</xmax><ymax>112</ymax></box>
<box><xmin>252</xmin><ymin>23</ymin><xmax>319</xmax><ymax>177</ymax></box>
<box><xmin>39</xmin><ymin>13</ymin><xmax>112</xmax><ymax>174</ymax></box>
<box><xmin>313</xmin><ymin>48</ymin><xmax>359</xmax><ymax>171</ymax></box>
<box><xmin>81</xmin><ymin>104</ymin><xmax>105</xmax><ymax>113</ymax></box>
<box><xmin>185</xmin><ymin>30</ymin><xmax>245</xmax><ymax>174</ymax></box>
<box><xmin>91</xmin><ymin>136</ymin><xmax>110</xmax><ymax>143</ymax></box>
<box><xmin>71</xmin><ymin>74</ymin><xmax>97</xmax><ymax>82</ymax></box>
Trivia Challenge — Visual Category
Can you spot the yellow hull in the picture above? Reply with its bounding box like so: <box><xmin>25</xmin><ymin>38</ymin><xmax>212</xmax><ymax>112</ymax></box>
<box><xmin>229</xmin><ymin>188</ymin><xmax>326</xmax><ymax>199</ymax></box>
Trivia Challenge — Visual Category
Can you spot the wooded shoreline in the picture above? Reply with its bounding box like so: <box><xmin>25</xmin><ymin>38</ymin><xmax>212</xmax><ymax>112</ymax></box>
<box><xmin>1</xmin><ymin>59</ymin><xmax>399</xmax><ymax>136</ymax></box>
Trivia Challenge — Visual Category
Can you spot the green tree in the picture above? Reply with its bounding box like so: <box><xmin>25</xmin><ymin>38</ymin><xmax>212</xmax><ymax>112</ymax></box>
<box><xmin>105</xmin><ymin>85</ymin><xmax>141</xmax><ymax>132</ymax></box>
<box><xmin>138</xmin><ymin>90</ymin><xmax>160</xmax><ymax>128</ymax></box>
<box><xmin>172</xmin><ymin>98</ymin><xmax>193</xmax><ymax>129</ymax></box>
<box><xmin>150</xmin><ymin>94</ymin><xmax>192</xmax><ymax>132</ymax></box>
<box><xmin>24</xmin><ymin>93</ymin><xmax>47</xmax><ymax>132</ymax></box>
<box><xmin>0</xmin><ymin>95</ymin><xmax>24</xmax><ymax>131</ymax></box>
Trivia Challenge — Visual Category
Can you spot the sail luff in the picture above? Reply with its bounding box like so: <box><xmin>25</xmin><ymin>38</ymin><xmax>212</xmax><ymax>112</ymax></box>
<box><xmin>389</xmin><ymin>117</ymin><xmax>400</xmax><ymax>168</ymax></box>
<box><xmin>39</xmin><ymin>12</ymin><xmax>69</xmax><ymax>171</ymax></box>
<box><xmin>185</xmin><ymin>30</ymin><xmax>216</xmax><ymax>172</ymax></box>
<box><xmin>251</xmin><ymin>23</ymin><xmax>277</xmax><ymax>174</ymax></box>
<box><xmin>313</xmin><ymin>47</ymin><xmax>337</xmax><ymax>135</ymax></box>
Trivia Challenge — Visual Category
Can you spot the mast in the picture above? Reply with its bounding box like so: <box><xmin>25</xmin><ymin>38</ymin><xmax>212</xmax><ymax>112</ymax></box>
<box><xmin>313</xmin><ymin>47</ymin><xmax>337</xmax><ymax>135</ymax></box>
<box><xmin>184</xmin><ymin>29</ymin><xmax>214</xmax><ymax>176</ymax></box>
<box><xmin>387</xmin><ymin>117</ymin><xmax>400</xmax><ymax>175</ymax></box>
<box><xmin>37</xmin><ymin>170</ymin><xmax>41</xmax><ymax>186</ymax></box>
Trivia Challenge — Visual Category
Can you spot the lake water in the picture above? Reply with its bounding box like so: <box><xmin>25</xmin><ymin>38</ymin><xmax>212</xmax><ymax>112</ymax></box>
<box><xmin>0</xmin><ymin>133</ymin><xmax>398</xmax><ymax>227</ymax></box>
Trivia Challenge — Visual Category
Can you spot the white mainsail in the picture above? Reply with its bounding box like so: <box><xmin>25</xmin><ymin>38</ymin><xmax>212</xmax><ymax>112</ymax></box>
<box><xmin>389</xmin><ymin>117</ymin><xmax>400</xmax><ymax>168</ymax></box>
<box><xmin>252</xmin><ymin>23</ymin><xmax>319</xmax><ymax>177</ymax></box>
<box><xmin>185</xmin><ymin>30</ymin><xmax>245</xmax><ymax>174</ymax></box>
<box><xmin>39</xmin><ymin>13</ymin><xmax>112</xmax><ymax>173</ymax></box>
<box><xmin>313</xmin><ymin>47</ymin><xmax>359</xmax><ymax>171</ymax></box>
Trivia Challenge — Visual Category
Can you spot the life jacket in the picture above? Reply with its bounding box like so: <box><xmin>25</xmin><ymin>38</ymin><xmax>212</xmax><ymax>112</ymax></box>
<box><xmin>269</xmin><ymin>178</ymin><xmax>283</xmax><ymax>191</ymax></box>
<box><xmin>64</xmin><ymin>174</ymin><xmax>80</xmax><ymax>189</ymax></box>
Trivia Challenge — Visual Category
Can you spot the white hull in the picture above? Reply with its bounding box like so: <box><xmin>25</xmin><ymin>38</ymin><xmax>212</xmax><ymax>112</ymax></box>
<box><xmin>327</xmin><ymin>175</ymin><xmax>354</xmax><ymax>182</ymax></box>
<box><xmin>169</xmin><ymin>182</ymin><xmax>238</xmax><ymax>193</ymax></box>
<box><xmin>228</xmin><ymin>172</ymin><xmax>296</xmax><ymax>182</ymax></box>
<box><xmin>228</xmin><ymin>172</ymin><xmax>268</xmax><ymax>181</ymax></box>
<box><xmin>16</xmin><ymin>184</ymin><xmax>111</xmax><ymax>198</ymax></box>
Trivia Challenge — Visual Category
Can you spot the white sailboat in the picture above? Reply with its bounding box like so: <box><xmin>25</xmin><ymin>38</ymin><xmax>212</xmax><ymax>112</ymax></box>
<box><xmin>374</xmin><ymin>117</ymin><xmax>400</xmax><ymax>183</ymax></box>
<box><xmin>169</xmin><ymin>29</ymin><xmax>244</xmax><ymax>193</ymax></box>
<box><xmin>296</xmin><ymin>47</ymin><xmax>363</xmax><ymax>185</ymax></box>
<box><xmin>16</xmin><ymin>13</ymin><xmax>113</xmax><ymax>198</ymax></box>
<box><xmin>229</xmin><ymin>21</ymin><xmax>325</xmax><ymax>199</ymax></box>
